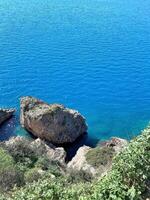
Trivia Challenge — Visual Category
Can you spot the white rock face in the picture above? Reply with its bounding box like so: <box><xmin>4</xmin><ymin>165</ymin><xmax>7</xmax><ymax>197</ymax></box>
<box><xmin>67</xmin><ymin>146</ymin><xmax>97</xmax><ymax>176</ymax></box>
<box><xmin>0</xmin><ymin>108</ymin><xmax>15</xmax><ymax>125</ymax></box>
<box><xmin>20</xmin><ymin>96</ymin><xmax>87</xmax><ymax>144</ymax></box>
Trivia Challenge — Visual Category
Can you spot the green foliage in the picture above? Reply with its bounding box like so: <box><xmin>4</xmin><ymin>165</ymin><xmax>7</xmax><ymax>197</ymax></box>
<box><xmin>86</xmin><ymin>146</ymin><xmax>115</xmax><ymax>167</ymax></box>
<box><xmin>0</xmin><ymin>126</ymin><xmax>150</xmax><ymax>200</ymax></box>
<box><xmin>66</xmin><ymin>169</ymin><xmax>93</xmax><ymax>184</ymax></box>
<box><xmin>4</xmin><ymin>138</ymin><xmax>38</xmax><ymax>168</ymax></box>
<box><xmin>91</xmin><ymin>126</ymin><xmax>150</xmax><ymax>200</ymax></box>
<box><xmin>8</xmin><ymin>178</ymin><xmax>92</xmax><ymax>200</ymax></box>
<box><xmin>0</xmin><ymin>147</ymin><xmax>24</xmax><ymax>192</ymax></box>
<box><xmin>24</xmin><ymin>167</ymin><xmax>43</xmax><ymax>183</ymax></box>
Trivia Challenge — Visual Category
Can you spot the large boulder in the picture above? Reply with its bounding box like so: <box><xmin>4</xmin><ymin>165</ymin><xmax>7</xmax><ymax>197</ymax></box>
<box><xmin>20</xmin><ymin>96</ymin><xmax>87</xmax><ymax>144</ymax></box>
<box><xmin>0</xmin><ymin>109</ymin><xmax>15</xmax><ymax>125</ymax></box>
<box><xmin>67</xmin><ymin>137</ymin><xmax>128</xmax><ymax>177</ymax></box>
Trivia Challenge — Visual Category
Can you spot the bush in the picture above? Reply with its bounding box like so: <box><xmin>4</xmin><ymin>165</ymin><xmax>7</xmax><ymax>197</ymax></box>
<box><xmin>24</xmin><ymin>167</ymin><xmax>43</xmax><ymax>183</ymax></box>
<box><xmin>66</xmin><ymin>170</ymin><xmax>93</xmax><ymax>184</ymax></box>
<box><xmin>91</xmin><ymin>126</ymin><xmax>150</xmax><ymax>200</ymax></box>
<box><xmin>35</xmin><ymin>157</ymin><xmax>64</xmax><ymax>177</ymax></box>
<box><xmin>0</xmin><ymin>147</ymin><xmax>24</xmax><ymax>192</ymax></box>
<box><xmin>8</xmin><ymin>178</ymin><xmax>92</xmax><ymax>200</ymax></box>
<box><xmin>86</xmin><ymin>146</ymin><xmax>115</xmax><ymax>167</ymax></box>
<box><xmin>4</xmin><ymin>138</ymin><xmax>38</xmax><ymax>168</ymax></box>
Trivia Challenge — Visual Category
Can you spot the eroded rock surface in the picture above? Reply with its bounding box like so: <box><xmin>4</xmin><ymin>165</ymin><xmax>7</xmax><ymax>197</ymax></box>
<box><xmin>0</xmin><ymin>109</ymin><xmax>15</xmax><ymax>125</ymax></box>
<box><xmin>20</xmin><ymin>96</ymin><xmax>87</xmax><ymax>144</ymax></box>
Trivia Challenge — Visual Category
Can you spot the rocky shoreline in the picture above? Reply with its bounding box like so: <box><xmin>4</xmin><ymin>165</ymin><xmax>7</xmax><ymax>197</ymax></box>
<box><xmin>0</xmin><ymin>96</ymin><xmax>128</xmax><ymax>177</ymax></box>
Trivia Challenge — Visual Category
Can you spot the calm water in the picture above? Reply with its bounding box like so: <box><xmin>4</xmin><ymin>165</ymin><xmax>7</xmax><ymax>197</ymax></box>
<box><xmin>0</xmin><ymin>0</ymin><xmax>150</xmax><ymax>145</ymax></box>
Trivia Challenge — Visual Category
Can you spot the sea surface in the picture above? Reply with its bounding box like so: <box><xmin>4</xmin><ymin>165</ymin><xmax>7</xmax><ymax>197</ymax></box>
<box><xmin>0</xmin><ymin>0</ymin><xmax>150</xmax><ymax>146</ymax></box>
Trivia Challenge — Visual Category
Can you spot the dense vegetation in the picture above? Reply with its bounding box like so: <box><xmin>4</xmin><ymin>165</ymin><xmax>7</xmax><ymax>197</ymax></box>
<box><xmin>0</xmin><ymin>126</ymin><xmax>149</xmax><ymax>200</ymax></box>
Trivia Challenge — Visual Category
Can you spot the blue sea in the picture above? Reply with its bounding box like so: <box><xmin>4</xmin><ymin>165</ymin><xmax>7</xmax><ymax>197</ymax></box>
<box><xmin>0</xmin><ymin>0</ymin><xmax>150</xmax><ymax>146</ymax></box>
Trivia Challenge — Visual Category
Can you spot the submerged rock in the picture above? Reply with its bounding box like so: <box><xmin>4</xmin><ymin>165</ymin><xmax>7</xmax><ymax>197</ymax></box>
<box><xmin>68</xmin><ymin>137</ymin><xmax>128</xmax><ymax>177</ymax></box>
<box><xmin>0</xmin><ymin>108</ymin><xmax>15</xmax><ymax>125</ymax></box>
<box><xmin>20</xmin><ymin>96</ymin><xmax>87</xmax><ymax>144</ymax></box>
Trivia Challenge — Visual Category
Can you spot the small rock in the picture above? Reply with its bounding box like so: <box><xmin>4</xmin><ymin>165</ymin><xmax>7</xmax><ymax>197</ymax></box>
<box><xmin>0</xmin><ymin>108</ymin><xmax>15</xmax><ymax>125</ymax></box>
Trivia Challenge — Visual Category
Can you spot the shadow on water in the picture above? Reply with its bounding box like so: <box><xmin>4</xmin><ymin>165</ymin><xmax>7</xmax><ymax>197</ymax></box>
<box><xmin>63</xmin><ymin>133</ymin><xmax>99</xmax><ymax>162</ymax></box>
<box><xmin>0</xmin><ymin>116</ymin><xmax>18</xmax><ymax>141</ymax></box>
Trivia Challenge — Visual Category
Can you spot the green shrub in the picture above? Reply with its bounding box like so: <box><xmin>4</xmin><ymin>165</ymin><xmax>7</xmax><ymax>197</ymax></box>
<box><xmin>0</xmin><ymin>147</ymin><xmax>24</xmax><ymax>192</ymax></box>
<box><xmin>24</xmin><ymin>167</ymin><xmax>43</xmax><ymax>183</ymax></box>
<box><xmin>66</xmin><ymin>170</ymin><xmax>93</xmax><ymax>184</ymax></box>
<box><xmin>4</xmin><ymin>138</ymin><xmax>38</xmax><ymax>168</ymax></box>
<box><xmin>86</xmin><ymin>146</ymin><xmax>115</xmax><ymax>167</ymax></box>
<box><xmin>8</xmin><ymin>177</ymin><xmax>92</xmax><ymax>200</ymax></box>
<box><xmin>91</xmin><ymin>126</ymin><xmax>150</xmax><ymax>200</ymax></box>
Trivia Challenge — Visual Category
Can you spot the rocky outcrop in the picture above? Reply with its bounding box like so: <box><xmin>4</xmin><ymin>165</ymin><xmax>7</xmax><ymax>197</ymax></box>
<box><xmin>0</xmin><ymin>109</ymin><xmax>15</xmax><ymax>125</ymax></box>
<box><xmin>99</xmin><ymin>137</ymin><xmax>128</xmax><ymax>153</ymax></box>
<box><xmin>67</xmin><ymin>146</ymin><xmax>97</xmax><ymax>176</ymax></box>
<box><xmin>68</xmin><ymin>137</ymin><xmax>128</xmax><ymax>177</ymax></box>
<box><xmin>31</xmin><ymin>138</ymin><xmax>66</xmax><ymax>164</ymax></box>
<box><xmin>20</xmin><ymin>96</ymin><xmax>87</xmax><ymax>144</ymax></box>
<box><xmin>4</xmin><ymin>136</ymin><xmax>66</xmax><ymax>164</ymax></box>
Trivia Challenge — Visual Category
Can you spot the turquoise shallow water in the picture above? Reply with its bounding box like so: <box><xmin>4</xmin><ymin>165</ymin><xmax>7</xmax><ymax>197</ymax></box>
<box><xmin>0</xmin><ymin>0</ymin><xmax>150</xmax><ymax>145</ymax></box>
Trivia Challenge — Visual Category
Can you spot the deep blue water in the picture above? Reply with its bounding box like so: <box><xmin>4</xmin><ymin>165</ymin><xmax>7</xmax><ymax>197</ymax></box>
<box><xmin>0</xmin><ymin>0</ymin><xmax>150</xmax><ymax>145</ymax></box>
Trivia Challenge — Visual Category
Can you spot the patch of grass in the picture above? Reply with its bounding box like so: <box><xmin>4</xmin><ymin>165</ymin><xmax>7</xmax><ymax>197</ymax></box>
<box><xmin>86</xmin><ymin>146</ymin><xmax>115</xmax><ymax>167</ymax></box>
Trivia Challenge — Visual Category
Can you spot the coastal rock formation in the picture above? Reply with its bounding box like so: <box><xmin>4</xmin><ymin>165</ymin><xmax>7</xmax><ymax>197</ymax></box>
<box><xmin>68</xmin><ymin>137</ymin><xmax>128</xmax><ymax>177</ymax></box>
<box><xmin>20</xmin><ymin>96</ymin><xmax>87</xmax><ymax>144</ymax></box>
<box><xmin>0</xmin><ymin>108</ymin><xmax>15</xmax><ymax>125</ymax></box>
<box><xmin>67</xmin><ymin>145</ymin><xmax>97</xmax><ymax>176</ymax></box>
<box><xmin>4</xmin><ymin>136</ymin><xmax>66</xmax><ymax>164</ymax></box>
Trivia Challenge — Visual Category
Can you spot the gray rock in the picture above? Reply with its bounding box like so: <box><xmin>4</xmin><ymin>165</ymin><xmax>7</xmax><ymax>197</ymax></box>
<box><xmin>0</xmin><ymin>108</ymin><xmax>15</xmax><ymax>125</ymax></box>
<box><xmin>20</xmin><ymin>96</ymin><xmax>87</xmax><ymax>144</ymax></box>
